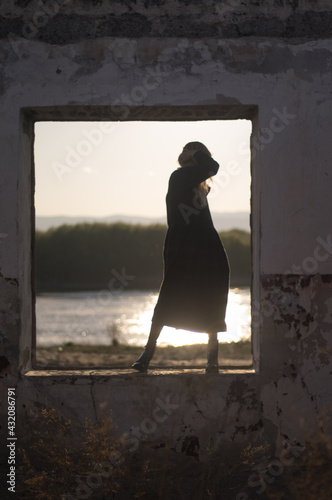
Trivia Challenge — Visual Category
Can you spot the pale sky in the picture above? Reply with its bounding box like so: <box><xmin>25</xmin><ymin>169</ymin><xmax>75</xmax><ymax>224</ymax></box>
<box><xmin>34</xmin><ymin>120</ymin><xmax>252</xmax><ymax>218</ymax></box>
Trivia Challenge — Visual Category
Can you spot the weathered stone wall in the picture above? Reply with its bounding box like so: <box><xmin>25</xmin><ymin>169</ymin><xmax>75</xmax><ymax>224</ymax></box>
<box><xmin>1</xmin><ymin>0</ymin><xmax>332</xmax><ymax>42</ymax></box>
<box><xmin>1</xmin><ymin>0</ymin><xmax>332</xmax><ymax>496</ymax></box>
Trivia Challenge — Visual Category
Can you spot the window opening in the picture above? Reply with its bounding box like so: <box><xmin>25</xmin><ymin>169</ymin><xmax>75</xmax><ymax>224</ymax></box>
<box><xmin>33</xmin><ymin>118</ymin><xmax>253</xmax><ymax>370</ymax></box>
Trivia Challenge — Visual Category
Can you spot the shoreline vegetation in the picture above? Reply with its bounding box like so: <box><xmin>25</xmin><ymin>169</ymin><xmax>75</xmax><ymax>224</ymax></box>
<box><xmin>36</xmin><ymin>222</ymin><xmax>251</xmax><ymax>292</ymax></box>
<box><xmin>36</xmin><ymin>340</ymin><xmax>252</xmax><ymax>369</ymax></box>
<box><xmin>36</xmin><ymin>222</ymin><xmax>252</xmax><ymax>369</ymax></box>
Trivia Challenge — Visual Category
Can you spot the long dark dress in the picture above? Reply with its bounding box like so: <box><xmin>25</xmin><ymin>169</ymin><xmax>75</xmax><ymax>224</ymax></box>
<box><xmin>152</xmin><ymin>150</ymin><xmax>230</xmax><ymax>333</ymax></box>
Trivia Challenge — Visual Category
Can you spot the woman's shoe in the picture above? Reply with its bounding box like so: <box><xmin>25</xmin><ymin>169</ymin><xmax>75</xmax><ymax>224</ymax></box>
<box><xmin>132</xmin><ymin>359</ymin><xmax>149</xmax><ymax>372</ymax></box>
<box><xmin>132</xmin><ymin>343</ymin><xmax>156</xmax><ymax>372</ymax></box>
<box><xmin>206</xmin><ymin>363</ymin><xmax>219</xmax><ymax>374</ymax></box>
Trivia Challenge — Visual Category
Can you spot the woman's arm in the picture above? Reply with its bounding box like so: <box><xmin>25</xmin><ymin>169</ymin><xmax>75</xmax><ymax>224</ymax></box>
<box><xmin>169</xmin><ymin>151</ymin><xmax>219</xmax><ymax>190</ymax></box>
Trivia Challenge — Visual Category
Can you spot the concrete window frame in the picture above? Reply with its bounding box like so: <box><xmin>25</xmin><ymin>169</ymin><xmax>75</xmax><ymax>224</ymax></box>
<box><xmin>19</xmin><ymin>104</ymin><xmax>259</xmax><ymax>374</ymax></box>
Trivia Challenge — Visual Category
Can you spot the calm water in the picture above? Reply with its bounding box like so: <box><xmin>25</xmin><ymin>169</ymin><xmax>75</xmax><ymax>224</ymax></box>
<box><xmin>36</xmin><ymin>288</ymin><xmax>251</xmax><ymax>347</ymax></box>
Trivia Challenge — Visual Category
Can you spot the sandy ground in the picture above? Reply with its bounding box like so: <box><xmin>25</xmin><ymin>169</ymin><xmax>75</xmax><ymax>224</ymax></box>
<box><xmin>36</xmin><ymin>343</ymin><xmax>253</xmax><ymax>369</ymax></box>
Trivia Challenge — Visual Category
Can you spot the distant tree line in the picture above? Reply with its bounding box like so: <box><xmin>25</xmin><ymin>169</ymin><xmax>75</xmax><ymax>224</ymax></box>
<box><xmin>35</xmin><ymin>223</ymin><xmax>251</xmax><ymax>292</ymax></box>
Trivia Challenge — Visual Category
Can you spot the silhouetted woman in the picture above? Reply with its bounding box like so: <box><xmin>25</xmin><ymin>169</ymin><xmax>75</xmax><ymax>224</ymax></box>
<box><xmin>132</xmin><ymin>142</ymin><xmax>230</xmax><ymax>373</ymax></box>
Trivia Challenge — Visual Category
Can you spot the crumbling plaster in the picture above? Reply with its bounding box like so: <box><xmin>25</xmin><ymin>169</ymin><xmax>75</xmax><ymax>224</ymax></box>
<box><xmin>0</xmin><ymin>37</ymin><xmax>331</xmax><ymax>275</ymax></box>
<box><xmin>0</xmin><ymin>0</ymin><xmax>332</xmax><ymax>474</ymax></box>
<box><xmin>1</xmin><ymin>0</ymin><xmax>332</xmax><ymax>41</ymax></box>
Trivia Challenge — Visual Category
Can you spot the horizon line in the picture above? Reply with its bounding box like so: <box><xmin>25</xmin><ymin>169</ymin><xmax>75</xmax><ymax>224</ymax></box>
<box><xmin>36</xmin><ymin>211</ymin><xmax>250</xmax><ymax>218</ymax></box>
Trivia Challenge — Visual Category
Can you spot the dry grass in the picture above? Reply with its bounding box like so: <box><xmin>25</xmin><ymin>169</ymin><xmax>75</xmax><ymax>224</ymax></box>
<box><xmin>18</xmin><ymin>409</ymin><xmax>127</xmax><ymax>499</ymax></box>
<box><xmin>36</xmin><ymin>340</ymin><xmax>252</xmax><ymax>369</ymax></box>
<box><xmin>17</xmin><ymin>407</ymin><xmax>332</xmax><ymax>500</ymax></box>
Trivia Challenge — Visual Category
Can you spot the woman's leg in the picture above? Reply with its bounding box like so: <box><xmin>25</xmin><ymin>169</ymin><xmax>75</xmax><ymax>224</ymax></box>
<box><xmin>132</xmin><ymin>322</ymin><xmax>163</xmax><ymax>372</ymax></box>
<box><xmin>206</xmin><ymin>331</ymin><xmax>219</xmax><ymax>373</ymax></box>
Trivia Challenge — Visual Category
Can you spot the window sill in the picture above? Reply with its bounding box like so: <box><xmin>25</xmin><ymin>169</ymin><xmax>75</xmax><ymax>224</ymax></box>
<box><xmin>24</xmin><ymin>367</ymin><xmax>256</xmax><ymax>378</ymax></box>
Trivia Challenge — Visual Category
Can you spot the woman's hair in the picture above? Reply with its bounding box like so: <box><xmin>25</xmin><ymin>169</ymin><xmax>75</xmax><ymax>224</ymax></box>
<box><xmin>178</xmin><ymin>141</ymin><xmax>212</xmax><ymax>197</ymax></box>
<box><xmin>181</xmin><ymin>141</ymin><xmax>212</xmax><ymax>158</ymax></box>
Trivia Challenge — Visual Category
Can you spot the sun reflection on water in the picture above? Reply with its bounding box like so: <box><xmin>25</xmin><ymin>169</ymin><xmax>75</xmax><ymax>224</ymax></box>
<box><xmin>128</xmin><ymin>288</ymin><xmax>251</xmax><ymax>347</ymax></box>
<box><xmin>36</xmin><ymin>288</ymin><xmax>251</xmax><ymax>347</ymax></box>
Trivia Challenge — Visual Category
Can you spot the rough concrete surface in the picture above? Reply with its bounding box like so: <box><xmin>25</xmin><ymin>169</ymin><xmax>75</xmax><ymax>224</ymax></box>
<box><xmin>1</xmin><ymin>1</ymin><xmax>332</xmax><ymax>497</ymax></box>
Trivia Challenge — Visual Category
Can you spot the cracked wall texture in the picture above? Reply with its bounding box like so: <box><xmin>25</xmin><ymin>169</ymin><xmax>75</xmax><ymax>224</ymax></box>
<box><xmin>1</xmin><ymin>0</ymin><xmax>332</xmax><ymax>42</ymax></box>
<box><xmin>0</xmin><ymin>0</ymin><xmax>332</xmax><ymax>473</ymax></box>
